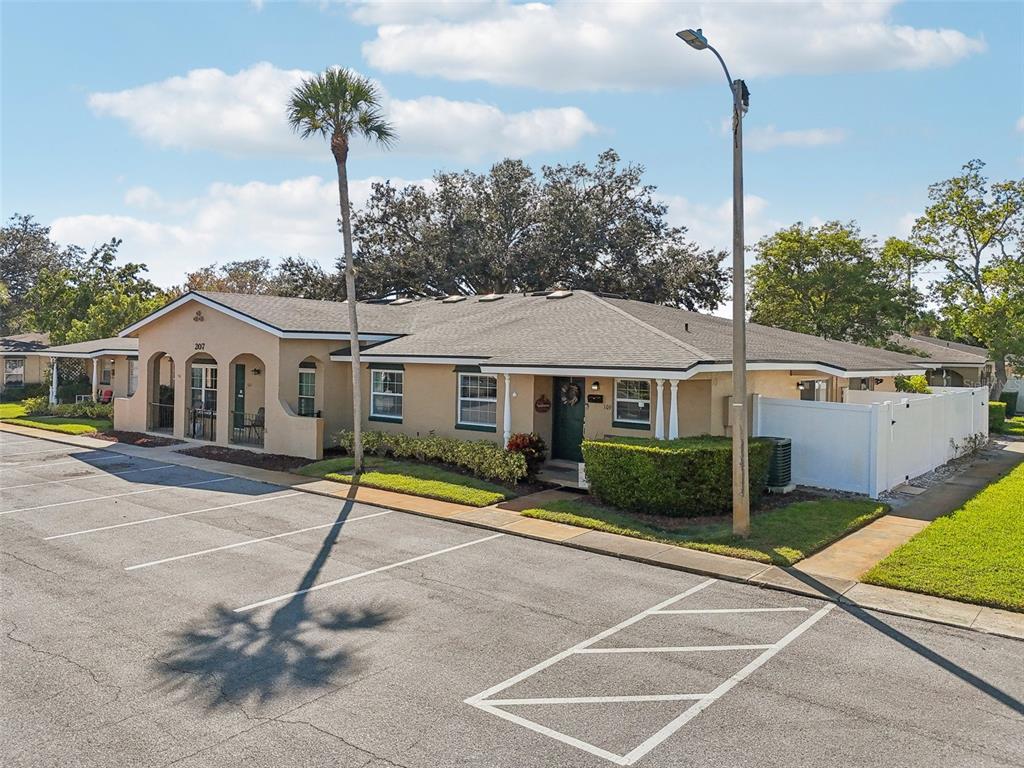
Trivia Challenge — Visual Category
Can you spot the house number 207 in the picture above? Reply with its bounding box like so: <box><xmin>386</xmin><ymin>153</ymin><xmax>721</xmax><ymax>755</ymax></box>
<box><xmin>194</xmin><ymin>342</ymin><xmax>206</xmax><ymax>351</ymax></box>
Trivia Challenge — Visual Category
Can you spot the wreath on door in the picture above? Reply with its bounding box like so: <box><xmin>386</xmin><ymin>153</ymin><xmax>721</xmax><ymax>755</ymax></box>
<box><xmin>559</xmin><ymin>381</ymin><xmax>581</xmax><ymax>406</ymax></box>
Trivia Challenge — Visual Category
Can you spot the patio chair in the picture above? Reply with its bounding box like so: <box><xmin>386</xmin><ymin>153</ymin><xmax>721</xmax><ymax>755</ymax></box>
<box><xmin>246</xmin><ymin>407</ymin><xmax>266</xmax><ymax>443</ymax></box>
<box><xmin>97</xmin><ymin>389</ymin><xmax>113</xmax><ymax>404</ymax></box>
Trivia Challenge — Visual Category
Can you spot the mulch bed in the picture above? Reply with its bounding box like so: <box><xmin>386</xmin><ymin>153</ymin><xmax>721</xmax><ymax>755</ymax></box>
<box><xmin>177</xmin><ymin>445</ymin><xmax>311</xmax><ymax>472</ymax></box>
<box><xmin>95</xmin><ymin>431</ymin><xmax>184</xmax><ymax>447</ymax></box>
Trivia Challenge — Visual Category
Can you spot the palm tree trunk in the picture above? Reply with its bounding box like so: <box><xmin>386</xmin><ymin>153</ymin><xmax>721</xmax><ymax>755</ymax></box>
<box><xmin>336</xmin><ymin>155</ymin><xmax>363</xmax><ymax>473</ymax></box>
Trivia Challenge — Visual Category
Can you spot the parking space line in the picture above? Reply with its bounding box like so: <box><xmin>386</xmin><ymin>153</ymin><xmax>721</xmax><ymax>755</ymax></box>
<box><xmin>0</xmin><ymin>477</ymin><xmax>232</xmax><ymax>516</ymax></box>
<box><xmin>4</xmin><ymin>454</ymin><xmax>127</xmax><ymax>472</ymax></box>
<box><xmin>619</xmin><ymin>604</ymin><xmax>835</xmax><ymax>765</ymax></box>
<box><xmin>125</xmin><ymin>509</ymin><xmax>392</xmax><ymax>570</ymax></box>
<box><xmin>44</xmin><ymin>492</ymin><xmax>304</xmax><ymax>539</ymax></box>
<box><xmin>473</xmin><ymin>704</ymin><xmax>626</xmax><ymax>765</ymax></box>
<box><xmin>1</xmin><ymin>464</ymin><xmax>175</xmax><ymax>490</ymax></box>
<box><xmin>234</xmin><ymin>532</ymin><xmax>505</xmax><ymax>613</ymax></box>
<box><xmin>576</xmin><ymin>644</ymin><xmax>773</xmax><ymax>654</ymax></box>
<box><xmin>483</xmin><ymin>694</ymin><xmax>707</xmax><ymax>706</ymax></box>
<box><xmin>1</xmin><ymin>446</ymin><xmax>89</xmax><ymax>457</ymax></box>
<box><xmin>651</xmin><ymin>607</ymin><xmax>809</xmax><ymax>615</ymax></box>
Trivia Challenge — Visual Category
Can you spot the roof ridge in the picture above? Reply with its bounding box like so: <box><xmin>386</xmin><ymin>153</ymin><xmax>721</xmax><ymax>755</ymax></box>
<box><xmin>581</xmin><ymin>292</ymin><xmax>708</xmax><ymax>359</ymax></box>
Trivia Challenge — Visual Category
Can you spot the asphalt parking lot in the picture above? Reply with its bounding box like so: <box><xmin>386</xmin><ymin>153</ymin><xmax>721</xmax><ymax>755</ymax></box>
<box><xmin>2</xmin><ymin>432</ymin><xmax>1023</xmax><ymax>768</ymax></box>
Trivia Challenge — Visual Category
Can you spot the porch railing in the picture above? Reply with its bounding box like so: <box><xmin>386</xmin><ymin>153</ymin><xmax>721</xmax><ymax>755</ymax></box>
<box><xmin>230</xmin><ymin>410</ymin><xmax>265</xmax><ymax>448</ymax></box>
<box><xmin>149</xmin><ymin>402</ymin><xmax>174</xmax><ymax>433</ymax></box>
<box><xmin>186</xmin><ymin>408</ymin><xmax>216</xmax><ymax>441</ymax></box>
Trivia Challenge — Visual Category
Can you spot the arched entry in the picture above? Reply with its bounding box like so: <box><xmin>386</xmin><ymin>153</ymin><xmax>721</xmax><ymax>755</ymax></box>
<box><xmin>148</xmin><ymin>352</ymin><xmax>175</xmax><ymax>433</ymax></box>
<box><xmin>186</xmin><ymin>353</ymin><xmax>219</xmax><ymax>440</ymax></box>
<box><xmin>229</xmin><ymin>353</ymin><xmax>266</xmax><ymax>447</ymax></box>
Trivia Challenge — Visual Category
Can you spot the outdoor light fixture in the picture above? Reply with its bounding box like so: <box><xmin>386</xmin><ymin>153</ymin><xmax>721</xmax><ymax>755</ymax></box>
<box><xmin>591</xmin><ymin>381</ymin><xmax>600</xmax><ymax>391</ymax></box>
<box><xmin>676</xmin><ymin>26</ymin><xmax>751</xmax><ymax>538</ymax></box>
<box><xmin>252</xmin><ymin>368</ymin><xmax>262</xmax><ymax>376</ymax></box>
<box><xmin>676</xmin><ymin>28</ymin><xmax>708</xmax><ymax>50</ymax></box>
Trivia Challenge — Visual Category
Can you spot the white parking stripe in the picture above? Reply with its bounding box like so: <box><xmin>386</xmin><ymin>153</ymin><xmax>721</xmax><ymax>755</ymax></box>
<box><xmin>483</xmin><ymin>694</ymin><xmax>706</xmax><ymax>706</ymax></box>
<box><xmin>45</xmin><ymin>492</ymin><xmax>304</xmax><ymax>539</ymax></box>
<box><xmin>651</xmin><ymin>607</ymin><xmax>809</xmax><ymax>615</ymax></box>
<box><xmin>234</xmin><ymin>533</ymin><xmax>505</xmax><ymax>613</ymax></box>
<box><xmin>0</xmin><ymin>476</ymin><xmax>232</xmax><ymax>516</ymax></box>
<box><xmin>619</xmin><ymin>604</ymin><xmax>835</xmax><ymax>765</ymax></box>
<box><xmin>4</xmin><ymin>454</ymin><xmax>126</xmax><ymax>472</ymax></box>
<box><xmin>1</xmin><ymin>446</ymin><xmax>87</xmax><ymax>457</ymax></box>
<box><xmin>125</xmin><ymin>509</ymin><xmax>392</xmax><ymax>570</ymax></box>
<box><xmin>1</xmin><ymin>464</ymin><xmax>175</xmax><ymax>490</ymax></box>
<box><xmin>576</xmin><ymin>644</ymin><xmax>773</xmax><ymax>654</ymax></box>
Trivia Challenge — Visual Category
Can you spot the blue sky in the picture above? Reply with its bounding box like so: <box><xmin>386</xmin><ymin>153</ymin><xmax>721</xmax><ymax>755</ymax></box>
<box><xmin>2</xmin><ymin>1</ymin><xmax>1022</xmax><ymax>303</ymax></box>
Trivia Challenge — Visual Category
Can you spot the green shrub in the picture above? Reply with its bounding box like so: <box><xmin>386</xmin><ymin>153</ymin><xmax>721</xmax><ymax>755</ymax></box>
<box><xmin>999</xmin><ymin>391</ymin><xmax>1018</xmax><ymax>418</ymax></box>
<box><xmin>1</xmin><ymin>383</ymin><xmax>47</xmax><ymax>402</ymax></box>
<box><xmin>895</xmin><ymin>374</ymin><xmax>931</xmax><ymax>394</ymax></box>
<box><xmin>506</xmin><ymin>432</ymin><xmax>547</xmax><ymax>477</ymax></box>
<box><xmin>57</xmin><ymin>381</ymin><xmax>91</xmax><ymax>403</ymax></box>
<box><xmin>52</xmin><ymin>401</ymin><xmax>114</xmax><ymax>419</ymax></box>
<box><xmin>332</xmin><ymin>430</ymin><xmax>528</xmax><ymax>485</ymax></box>
<box><xmin>581</xmin><ymin>436</ymin><xmax>773</xmax><ymax>517</ymax></box>
<box><xmin>989</xmin><ymin>401</ymin><xmax>1007</xmax><ymax>431</ymax></box>
<box><xmin>21</xmin><ymin>395</ymin><xmax>51</xmax><ymax>415</ymax></box>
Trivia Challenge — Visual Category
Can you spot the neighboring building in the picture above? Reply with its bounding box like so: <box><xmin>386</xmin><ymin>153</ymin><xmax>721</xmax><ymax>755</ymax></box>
<box><xmin>41</xmin><ymin>337</ymin><xmax>140</xmax><ymax>402</ymax></box>
<box><xmin>0</xmin><ymin>332</ymin><xmax>50</xmax><ymax>394</ymax></box>
<box><xmin>889</xmin><ymin>333</ymin><xmax>992</xmax><ymax>388</ymax></box>
<box><xmin>113</xmin><ymin>290</ymin><xmax>925</xmax><ymax>460</ymax></box>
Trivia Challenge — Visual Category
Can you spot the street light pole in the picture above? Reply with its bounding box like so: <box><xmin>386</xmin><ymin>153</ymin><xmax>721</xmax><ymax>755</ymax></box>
<box><xmin>676</xmin><ymin>28</ymin><xmax>750</xmax><ymax>536</ymax></box>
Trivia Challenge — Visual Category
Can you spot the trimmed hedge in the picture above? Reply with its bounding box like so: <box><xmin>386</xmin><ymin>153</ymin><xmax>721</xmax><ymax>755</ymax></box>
<box><xmin>19</xmin><ymin>397</ymin><xmax>113</xmax><ymax>420</ymax></box>
<box><xmin>0</xmin><ymin>383</ymin><xmax>48</xmax><ymax>402</ymax></box>
<box><xmin>1000</xmin><ymin>391</ymin><xmax>1018</xmax><ymax>418</ymax></box>
<box><xmin>333</xmin><ymin>429</ymin><xmax>528</xmax><ymax>485</ymax></box>
<box><xmin>582</xmin><ymin>436</ymin><xmax>773</xmax><ymax>517</ymax></box>
<box><xmin>895</xmin><ymin>374</ymin><xmax>931</xmax><ymax>394</ymax></box>
<box><xmin>989</xmin><ymin>401</ymin><xmax>1007</xmax><ymax>431</ymax></box>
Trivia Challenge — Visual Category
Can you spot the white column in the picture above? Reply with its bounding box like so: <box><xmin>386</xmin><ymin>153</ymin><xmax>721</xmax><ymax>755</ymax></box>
<box><xmin>49</xmin><ymin>358</ymin><xmax>58</xmax><ymax>404</ymax></box>
<box><xmin>502</xmin><ymin>373</ymin><xmax>512</xmax><ymax>446</ymax></box>
<box><xmin>92</xmin><ymin>358</ymin><xmax>99</xmax><ymax>399</ymax></box>
<box><xmin>668</xmin><ymin>379</ymin><xmax>680</xmax><ymax>439</ymax></box>
<box><xmin>654</xmin><ymin>378</ymin><xmax>666</xmax><ymax>439</ymax></box>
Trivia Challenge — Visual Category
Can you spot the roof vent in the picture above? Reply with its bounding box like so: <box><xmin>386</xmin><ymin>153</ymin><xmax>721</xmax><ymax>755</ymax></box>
<box><xmin>442</xmin><ymin>295</ymin><xmax>467</xmax><ymax>304</ymax></box>
<box><xmin>478</xmin><ymin>293</ymin><xmax>503</xmax><ymax>302</ymax></box>
<box><xmin>546</xmin><ymin>289</ymin><xmax>573</xmax><ymax>299</ymax></box>
<box><xmin>389</xmin><ymin>297</ymin><xmax>413</xmax><ymax>306</ymax></box>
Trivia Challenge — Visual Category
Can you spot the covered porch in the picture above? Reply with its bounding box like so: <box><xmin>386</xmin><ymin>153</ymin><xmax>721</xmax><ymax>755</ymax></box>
<box><xmin>41</xmin><ymin>337</ymin><xmax>140</xmax><ymax>404</ymax></box>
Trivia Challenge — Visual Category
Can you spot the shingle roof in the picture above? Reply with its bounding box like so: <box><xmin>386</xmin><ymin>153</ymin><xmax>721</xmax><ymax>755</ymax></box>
<box><xmin>890</xmin><ymin>333</ymin><xmax>988</xmax><ymax>366</ymax></box>
<box><xmin>0</xmin><ymin>332</ymin><xmax>49</xmax><ymax>353</ymax></box>
<box><xmin>136</xmin><ymin>290</ymin><xmax>925</xmax><ymax>374</ymax></box>
<box><xmin>44</xmin><ymin>337</ymin><xmax>139</xmax><ymax>357</ymax></box>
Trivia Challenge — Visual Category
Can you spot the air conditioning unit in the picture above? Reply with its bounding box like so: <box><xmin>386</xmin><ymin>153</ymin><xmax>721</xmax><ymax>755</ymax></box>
<box><xmin>763</xmin><ymin>436</ymin><xmax>794</xmax><ymax>494</ymax></box>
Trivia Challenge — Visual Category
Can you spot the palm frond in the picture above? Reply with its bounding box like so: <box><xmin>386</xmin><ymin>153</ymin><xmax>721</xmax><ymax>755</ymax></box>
<box><xmin>287</xmin><ymin>67</ymin><xmax>397</xmax><ymax>148</ymax></box>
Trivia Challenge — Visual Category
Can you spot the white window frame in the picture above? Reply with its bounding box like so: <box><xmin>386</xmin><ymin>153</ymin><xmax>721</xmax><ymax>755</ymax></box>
<box><xmin>4</xmin><ymin>357</ymin><xmax>25</xmax><ymax>387</ymax></box>
<box><xmin>370</xmin><ymin>369</ymin><xmax>404</xmax><ymax>421</ymax></box>
<box><xmin>614</xmin><ymin>378</ymin><xmax>652</xmax><ymax>425</ymax></box>
<box><xmin>99</xmin><ymin>358</ymin><xmax>113</xmax><ymax>386</ymax></box>
<box><xmin>127</xmin><ymin>360</ymin><xmax>139</xmax><ymax>396</ymax></box>
<box><xmin>298</xmin><ymin>369</ymin><xmax>316</xmax><ymax>417</ymax></box>
<box><xmin>190</xmin><ymin>363</ymin><xmax>218</xmax><ymax>412</ymax></box>
<box><xmin>457</xmin><ymin>372</ymin><xmax>498</xmax><ymax>428</ymax></box>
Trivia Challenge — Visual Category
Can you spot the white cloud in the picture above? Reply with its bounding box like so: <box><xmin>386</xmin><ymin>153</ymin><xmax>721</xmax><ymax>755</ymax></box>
<box><xmin>358</xmin><ymin>1</ymin><xmax>985</xmax><ymax>92</ymax></box>
<box><xmin>661</xmin><ymin>193</ymin><xmax>778</xmax><ymax>255</ymax></box>
<box><xmin>745</xmin><ymin>126</ymin><xmax>847</xmax><ymax>152</ymax></box>
<box><xmin>88</xmin><ymin>63</ymin><xmax>596</xmax><ymax>160</ymax></box>
<box><xmin>50</xmin><ymin>175</ymin><xmax>432</xmax><ymax>287</ymax></box>
<box><xmin>1016</xmin><ymin>116</ymin><xmax>1024</xmax><ymax>132</ymax></box>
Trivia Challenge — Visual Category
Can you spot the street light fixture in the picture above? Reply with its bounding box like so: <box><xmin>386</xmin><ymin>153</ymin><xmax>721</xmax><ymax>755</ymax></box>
<box><xmin>676</xmin><ymin>27</ymin><xmax>751</xmax><ymax>537</ymax></box>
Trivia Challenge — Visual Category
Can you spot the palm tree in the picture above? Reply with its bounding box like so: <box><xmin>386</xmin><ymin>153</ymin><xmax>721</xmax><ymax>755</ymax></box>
<box><xmin>288</xmin><ymin>68</ymin><xmax>395</xmax><ymax>473</ymax></box>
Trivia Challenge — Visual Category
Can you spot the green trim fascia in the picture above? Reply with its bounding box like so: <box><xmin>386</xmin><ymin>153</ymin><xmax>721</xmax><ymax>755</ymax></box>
<box><xmin>613</xmin><ymin>420</ymin><xmax>650</xmax><ymax>431</ymax></box>
<box><xmin>369</xmin><ymin>362</ymin><xmax>405</xmax><ymax>371</ymax></box>
<box><xmin>453</xmin><ymin>364</ymin><xmax>482</xmax><ymax>373</ymax></box>
<box><xmin>455</xmin><ymin>422</ymin><xmax>496</xmax><ymax>433</ymax></box>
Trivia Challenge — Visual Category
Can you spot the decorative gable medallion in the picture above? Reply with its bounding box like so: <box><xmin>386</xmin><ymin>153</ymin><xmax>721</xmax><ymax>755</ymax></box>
<box><xmin>193</xmin><ymin>310</ymin><xmax>205</xmax><ymax>322</ymax></box>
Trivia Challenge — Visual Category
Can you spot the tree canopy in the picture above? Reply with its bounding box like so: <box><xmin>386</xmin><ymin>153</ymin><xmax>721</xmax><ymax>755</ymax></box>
<box><xmin>176</xmin><ymin>257</ymin><xmax>341</xmax><ymax>300</ymax></box>
<box><xmin>353</xmin><ymin>150</ymin><xmax>729</xmax><ymax>310</ymax></box>
<box><xmin>747</xmin><ymin>221</ymin><xmax>921</xmax><ymax>346</ymax></box>
<box><xmin>0</xmin><ymin>214</ymin><xmax>78</xmax><ymax>335</ymax></box>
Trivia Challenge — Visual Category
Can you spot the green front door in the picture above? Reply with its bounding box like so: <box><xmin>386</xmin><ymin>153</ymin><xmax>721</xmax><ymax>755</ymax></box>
<box><xmin>233</xmin><ymin>363</ymin><xmax>245</xmax><ymax>428</ymax></box>
<box><xmin>551</xmin><ymin>377</ymin><xmax>585</xmax><ymax>462</ymax></box>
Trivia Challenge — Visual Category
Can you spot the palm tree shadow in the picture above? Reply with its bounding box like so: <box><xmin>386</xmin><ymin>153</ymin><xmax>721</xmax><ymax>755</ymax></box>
<box><xmin>152</xmin><ymin>487</ymin><xmax>395</xmax><ymax>709</ymax></box>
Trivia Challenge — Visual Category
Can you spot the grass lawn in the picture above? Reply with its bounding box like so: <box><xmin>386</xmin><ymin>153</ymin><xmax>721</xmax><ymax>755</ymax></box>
<box><xmin>863</xmin><ymin>462</ymin><xmax>1024</xmax><ymax>612</ymax></box>
<box><xmin>994</xmin><ymin>415</ymin><xmax>1024</xmax><ymax>437</ymax></box>
<box><xmin>297</xmin><ymin>456</ymin><xmax>511</xmax><ymax>507</ymax></box>
<box><xmin>0</xmin><ymin>402</ymin><xmax>28</xmax><ymax>419</ymax></box>
<box><xmin>2</xmin><ymin>416</ymin><xmax>113</xmax><ymax>436</ymax></box>
<box><xmin>522</xmin><ymin>497</ymin><xmax>887</xmax><ymax>566</ymax></box>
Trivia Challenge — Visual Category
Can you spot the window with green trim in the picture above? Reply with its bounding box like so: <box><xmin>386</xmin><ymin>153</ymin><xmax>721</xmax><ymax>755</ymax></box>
<box><xmin>458</xmin><ymin>373</ymin><xmax>497</xmax><ymax>428</ymax></box>
<box><xmin>371</xmin><ymin>369</ymin><xmax>403</xmax><ymax>420</ymax></box>
<box><xmin>298</xmin><ymin>370</ymin><xmax>316</xmax><ymax>416</ymax></box>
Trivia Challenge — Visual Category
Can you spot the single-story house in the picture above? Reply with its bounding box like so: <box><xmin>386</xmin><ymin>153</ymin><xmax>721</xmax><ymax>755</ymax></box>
<box><xmin>889</xmin><ymin>333</ymin><xmax>991</xmax><ymax>388</ymax></box>
<box><xmin>1</xmin><ymin>332</ymin><xmax>50</xmax><ymax>394</ymax></box>
<box><xmin>112</xmin><ymin>290</ymin><xmax>927</xmax><ymax>460</ymax></box>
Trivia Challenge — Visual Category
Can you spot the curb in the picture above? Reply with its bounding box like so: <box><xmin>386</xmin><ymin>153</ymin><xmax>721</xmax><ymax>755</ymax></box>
<box><xmin>3</xmin><ymin>423</ymin><xmax>1022</xmax><ymax>642</ymax></box>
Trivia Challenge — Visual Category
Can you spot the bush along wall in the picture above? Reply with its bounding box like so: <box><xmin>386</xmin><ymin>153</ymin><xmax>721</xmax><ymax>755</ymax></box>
<box><xmin>582</xmin><ymin>436</ymin><xmax>773</xmax><ymax>517</ymax></box>
<box><xmin>999</xmin><ymin>391</ymin><xmax>1018</xmax><ymax>418</ymax></box>
<box><xmin>989</xmin><ymin>401</ymin><xmax>1007</xmax><ymax>431</ymax></box>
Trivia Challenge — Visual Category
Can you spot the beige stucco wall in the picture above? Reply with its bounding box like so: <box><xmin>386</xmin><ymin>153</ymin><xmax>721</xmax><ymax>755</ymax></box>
<box><xmin>114</xmin><ymin>299</ymin><xmax>325</xmax><ymax>459</ymax></box>
<box><xmin>0</xmin><ymin>354</ymin><xmax>46</xmax><ymax>390</ymax></box>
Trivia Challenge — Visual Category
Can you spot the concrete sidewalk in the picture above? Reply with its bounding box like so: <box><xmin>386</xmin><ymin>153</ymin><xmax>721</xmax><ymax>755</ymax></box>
<box><xmin>3</xmin><ymin>422</ymin><xmax>1023</xmax><ymax>641</ymax></box>
<box><xmin>797</xmin><ymin>439</ymin><xmax>1024</xmax><ymax>582</ymax></box>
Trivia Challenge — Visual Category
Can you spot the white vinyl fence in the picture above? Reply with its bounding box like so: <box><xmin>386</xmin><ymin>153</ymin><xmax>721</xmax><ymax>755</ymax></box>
<box><xmin>753</xmin><ymin>386</ymin><xmax>989</xmax><ymax>497</ymax></box>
